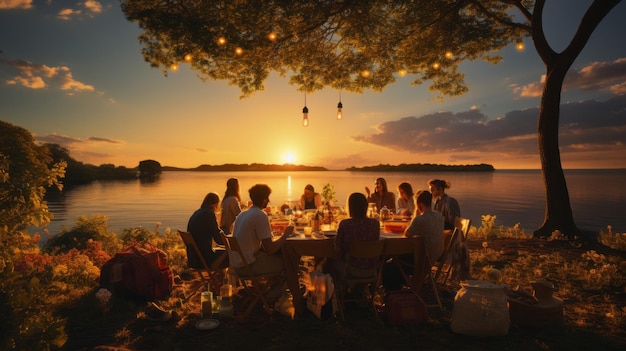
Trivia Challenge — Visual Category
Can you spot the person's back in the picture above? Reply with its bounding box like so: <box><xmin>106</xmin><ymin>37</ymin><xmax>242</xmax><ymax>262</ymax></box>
<box><xmin>186</xmin><ymin>193</ymin><xmax>226</xmax><ymax>268</ymax></box>
<box><xmin>334</xmin><ymin>193</ymin><xmax>380</xmax><ymax>276</ymax></box>
<box><xmin>229</xmin><ymin>184</ymin><xmax>292</xmax><ymax>277</ymax></box>
<box><xmin>405</xmin><ymin>210</ymin><xmax>444</xmax><ymax>266</ymax></box>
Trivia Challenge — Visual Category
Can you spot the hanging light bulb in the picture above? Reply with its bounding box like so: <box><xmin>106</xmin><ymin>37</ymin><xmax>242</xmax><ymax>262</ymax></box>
<box><xmin>336</xmin><ymin>91</ymin><xmax>343</xmax><ymax>120</ymax></box>
<box><xmin>302</xmin><ymin>92</ymin><xmax>309</xmax><ymax>127</ymax></box>
<box><xmin>302</xmin><ymin>106</ymin><xmax>309</xmax><ymax>127</ymax></box>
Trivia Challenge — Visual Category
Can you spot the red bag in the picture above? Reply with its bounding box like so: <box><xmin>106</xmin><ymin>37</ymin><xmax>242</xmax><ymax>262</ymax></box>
<box><xmin>385</xmin><ymin>289</ymin><xmax>428</xmax><ymax>324</ymax></box>
<box><xmin>100</xmin><ymin>242</ymin><xmax>173</xmax><ymax>301</ymax></box>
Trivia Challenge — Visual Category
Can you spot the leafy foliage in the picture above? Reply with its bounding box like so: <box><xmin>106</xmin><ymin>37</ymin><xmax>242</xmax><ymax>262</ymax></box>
<box><xmin>0</xmin><ymin>121</ymin><xmax>66</xmax><ymax>231</ymax></box>
<box><xmin>121</xmin><ymin>0</ymin><xmax>526</xmax><ymax>98</ymax></box>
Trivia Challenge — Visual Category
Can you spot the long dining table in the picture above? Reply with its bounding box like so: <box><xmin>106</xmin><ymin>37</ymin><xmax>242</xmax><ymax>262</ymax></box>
<box><xmin>280</xmin><ymin>230</ymin><xmax>407</xmax><ymax>317</ymax></box>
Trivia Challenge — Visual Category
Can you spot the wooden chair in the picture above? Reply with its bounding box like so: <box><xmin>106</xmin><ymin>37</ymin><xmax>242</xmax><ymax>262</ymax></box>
<box><xmin>385</xmin><ymin>237</ymin><xmax>442</xmax><ymax>310</ymax></box>
<box><xmin>335</xmin><ymin>239</ymin><xmax>386</xmax><ymax>320</ymax></box>
<box><xmin>433</xmin><ymin>217</ymin><xmax>472</xmax><ymax>284</ymax></box>
<box><xmin>380</xmin><ymin>237</ymin><xmax>415</xmax><ymax>289</ymax></box>
<box><xmin>178</xmin><ymin>230</ymin><xmax>227</xmax><ymax>287</ymax></box>
<box><xmin>456</xmin><ymin>217</ymin><xmax>471</xmax><ymax>240</ymax></box>
<box><xmin>222</xmin><ymin>234</ymin><xmax>283</xmax><ymax>321</ymax></box>
<box><xmin>432</xmin><ymin>227</ymin><xmax>460</xmax><ymax>285</ymax></box>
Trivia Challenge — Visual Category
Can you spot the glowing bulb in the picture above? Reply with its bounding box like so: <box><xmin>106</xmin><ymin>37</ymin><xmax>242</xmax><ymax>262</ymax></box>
<box><xmin>337</xmin><ymin>101</ymin><xmax>343</xmax><ymax>120</ymax></box>
<box><xmin>361</xmin><ymin>70</ymin><xmax>371</xmax><ymax>77</ymax></box>
<box><xmin>445</xmin><ymin>51</ymin><xmax>454</xmax><ymax>59</ymax></box>
<box><xmin>235</xmin><ymin>47</ymin><xmax>243</xmax><ymax>55</ymax></box>
<box><xmin>302</xmin><ymin>106</ymin><xmax>309</xmax><ymax>127</ymax></box>
<box><xmin>432</xmin><ymin>62</ymin><xmax>440</xmax><ymax>70</ymax></box>
<box><xmin>170</xmin><ymin>63</ymin><xmax>179</xmax><ymax>71</ymax></box>
<box><xmin>398</xmin><ymin>69</ymin><xmax>407</xmax><ymax>77</ymax></box>
<box><xmin>217</xmin><ymin>37</ymin><xmax>227</xmax><ymax>45</ymax></box>
<box><xmin>516</xmin><ymin>42</ymin><xmax>525</xmax><ymax>52</ymax></box>
<box><xmin>268</xmin><ymin>32</ymin><xmax>277</xmax><ymax>41</ymax></box>
<box><xmin>184</xmin><ymin>54</ymin><xmax>193</xmax><ymax>62</ymax></box>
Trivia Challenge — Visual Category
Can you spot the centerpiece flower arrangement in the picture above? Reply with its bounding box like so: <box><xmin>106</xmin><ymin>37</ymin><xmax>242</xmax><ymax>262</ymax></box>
<box><xmin>321</xmin><ymin>183</ymin><xmax>337</xmax><ymax>206</ymax></box>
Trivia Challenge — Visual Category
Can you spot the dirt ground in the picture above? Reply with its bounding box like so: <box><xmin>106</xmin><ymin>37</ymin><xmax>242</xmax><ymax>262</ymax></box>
<box><xmin>60</xmin><ymin>238</ymin><xmax>626</xmax><ymax>351</ymax></box>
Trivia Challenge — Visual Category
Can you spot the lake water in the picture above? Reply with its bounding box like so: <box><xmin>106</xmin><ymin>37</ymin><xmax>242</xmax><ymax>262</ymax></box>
<box><xmin>39</xmin><ymin>169</ymin><xmax>626</xmax><ymax>235</ymax></box>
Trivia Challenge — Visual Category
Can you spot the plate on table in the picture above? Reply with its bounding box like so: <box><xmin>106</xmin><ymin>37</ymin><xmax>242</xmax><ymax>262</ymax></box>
<box><xmin>195</xmin><ymin>319</ymin><xmax>220</xmax><ymax>331</ymax></box>
<box><xmin>321</xmin><ymin>230</ymin><xmax>337</xmax><ymax>236</ymax></box>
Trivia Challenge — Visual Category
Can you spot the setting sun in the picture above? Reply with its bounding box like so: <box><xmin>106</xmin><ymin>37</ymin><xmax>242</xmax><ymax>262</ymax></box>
<box><xmin>284</xmin><ymin>152</ymin><xmax>296</xmax><ymax>164</ymax></box>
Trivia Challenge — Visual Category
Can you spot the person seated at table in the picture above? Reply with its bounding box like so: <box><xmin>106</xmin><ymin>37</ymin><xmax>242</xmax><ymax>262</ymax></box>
<box><xmin>186</xmin><ymin>192</ymin><xmax>228</xmax><ymax>268</ymax></box>
<box><xmin>230</xmin><ymin>184</ymin><xmax>293</xmax><ymax>299</ymax></box>
<box><xmin>299</xmin><ymin>184</ymin><xmax>322</xmax><ymax>210</ymax></box>
<box><xmin>331</xmin><ymin>192</ymin><xmax>380</xmax><ymax>278</ymax></box>
<box><xmin>396</xmin><ymin>182</ymin><xmax>415</xmax><ymax>217</ymax></box>
<box><xmin>428</xmin><ymin>179</ymin><xmax>461</xmax><ymax>230</ymax></box>
<box><xmin>382</xmin><ymin>190</ymin><xmax>444</xmax><ymax>291</ymax></box>
<box><xmin>220</xmin><ymin>178</ymin><xmax>242</xmax><ymax>234</ymax></box>
<box><xmin>365</xmin><ymin>177</ymin><xmax>396</xmax><ymax>213</ymax></box>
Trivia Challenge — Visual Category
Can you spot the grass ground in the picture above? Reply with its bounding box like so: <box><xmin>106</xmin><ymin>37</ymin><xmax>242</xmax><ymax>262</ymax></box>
<box><xmin>59</xmin><ymin>238</ymin><xmax>626</xmax><ymax>351</ymax></box>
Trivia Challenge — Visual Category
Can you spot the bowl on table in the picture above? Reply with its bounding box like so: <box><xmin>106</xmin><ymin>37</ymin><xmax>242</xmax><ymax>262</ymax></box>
<box><xmin>384</xmin><ymin>221</ymin><xmax>409</xmax><ymax>234</ymax></box>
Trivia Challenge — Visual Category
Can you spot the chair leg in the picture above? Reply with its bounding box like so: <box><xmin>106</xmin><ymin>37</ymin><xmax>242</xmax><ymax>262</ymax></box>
<box><xmin>427</xmin><ymin>273</ymin><xmax>443</xmax><ymax>310</ymax></box>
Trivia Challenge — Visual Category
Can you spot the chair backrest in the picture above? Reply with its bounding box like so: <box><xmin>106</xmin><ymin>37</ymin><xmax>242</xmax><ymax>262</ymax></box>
<box><xmin>455</xmin><ymin>217</ymin><xmax>471</xmax><ymax>239</ymax></box>
<box><xmin>347</xmin><ymin>239</ymin><xmax>386</xmax><ymax>259</ymax></box>
<box><xmin>382</xmin><ymin>237</ymin><xmax>415</xmax><ymax>256</ymax></box>
<box><xmin>411</xmin><ymin>236</ymin><xmax>429</xmax><ymax>289</ymax></box>
<box><xmin>178</xmin><ymin>229</ymin><xmax>211</xmax><ymax>271</ymax></box>
<box><xmin>222</xmin><ymin>234</ymin><xmax>256</xmax><ymax>278</ymax></box>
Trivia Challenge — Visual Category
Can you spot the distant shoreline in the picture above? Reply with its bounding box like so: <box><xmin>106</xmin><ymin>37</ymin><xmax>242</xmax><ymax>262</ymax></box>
<box><xmin>162</xmin><ymin>163</ymin><xmax>496</xmax><ymax>172</ymax></box>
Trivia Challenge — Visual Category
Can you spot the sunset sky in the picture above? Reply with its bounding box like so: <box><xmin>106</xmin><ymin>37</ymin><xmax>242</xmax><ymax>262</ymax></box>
<box><xmin>1</xmin><ymin>0</ymin><xmax>625</xmax><ymax>170</ymax></box>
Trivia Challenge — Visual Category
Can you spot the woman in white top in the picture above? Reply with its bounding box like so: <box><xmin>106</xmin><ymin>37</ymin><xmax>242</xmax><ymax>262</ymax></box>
<box><xmin>220</xmin><ymin>178</ymin><xmax>242</xmax><ymax>234</ymax></box>
<box><xmin>396</xmin><ymin>182</ymin><xmax>415</xmax><ymax>217</ymax></box>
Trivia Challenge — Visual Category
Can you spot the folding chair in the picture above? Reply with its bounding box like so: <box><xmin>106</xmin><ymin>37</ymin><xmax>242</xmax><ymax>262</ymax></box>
<box><xmin>178</xmin><ymin>230</ymin><xmax>227</xmax><ymax>288</ymax></box>
<box><xmin>335</xmin><ymin>239</ymin><xmax>386</xmax><ymax>321</ymax></box>
<box><xmin>432</xmin><ymin>227</ymin><xmax>460</xmax><ymax>285</ymax></box>
<box><xmin>222</xmin><ymin>234</ymin><xmax>283</xmax><ymax>321</ymax></box>
<box><xmin>456</xmin><ymin>217</ymin><xmax>472</xmax><ymax>240</ymax></box>
<box><xmin>412</xmin><ymin>236</ymin><xmax>443</xmax><ymax>310</ymax></box>
<box><xmin>384</xmin><ymin>237</ymin><xmax>442</xmax><ymax>310</ymax></box>
<box><xmin>380</xmin><ymin>237</ymin><xmax>415</xmax><ymax>289</ymax></box>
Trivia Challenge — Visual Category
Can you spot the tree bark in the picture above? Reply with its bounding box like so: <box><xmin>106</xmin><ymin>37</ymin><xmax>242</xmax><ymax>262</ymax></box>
<box><xmin>533</xmin><ymin>65</ymin><xmax>581</xmax><ymax>241</ymax></box>
<box><xmin>531</xmin><ymin>0</ymin><xmax>621</xmax><ymax>243</ymax></box>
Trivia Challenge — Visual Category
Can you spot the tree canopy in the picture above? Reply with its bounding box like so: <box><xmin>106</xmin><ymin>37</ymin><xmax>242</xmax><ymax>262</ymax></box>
<box><xmin>121</xmin><ymin>0</ymin><xmax>526</xmax><ymax>98</ymax></box>
<box><xmin>0</xmin><ymin>121</ymin><xmax>65</xmax><ymax>231</ymax></box>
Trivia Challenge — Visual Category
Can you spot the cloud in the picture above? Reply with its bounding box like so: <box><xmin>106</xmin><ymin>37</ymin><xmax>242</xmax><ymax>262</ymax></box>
<box><xmin>87</xmin><ymin>136</ymin><xmax>121</xmax><ymax>144</ymax></box>
<box><xmin>1</xmin><ymin>57</ymin><xmax>95</xmax><ymax>94</ymax></box>
<box><xmin>352</xmin><ymin>95</ymin><xmax>626</xmax><ymax>160</ymax></box>
<box><xmin>36</xmin><ymin>133</ymin><xmax>123</xmax><ymax>146</ymax></box>
<box><xmin>0</xmin><ymin>0</ymin><xmax>32</xmax><ymax>10</ymax></box>
<box><xmin>57</xmin><ymin>0</ymin><xmax>104</xmax><ymax>20</ymax></box>
<box><xmin>514</xmin><ymin>57</ymin><xmax>626</xmax><ymax>98</ymax></box>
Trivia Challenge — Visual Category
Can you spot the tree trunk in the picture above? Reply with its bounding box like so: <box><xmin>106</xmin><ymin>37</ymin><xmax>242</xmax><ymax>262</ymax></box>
<box><xmin>532</xmin><ymin>65</ymin><xmax>582</xmax><ymax>241</ymax></box>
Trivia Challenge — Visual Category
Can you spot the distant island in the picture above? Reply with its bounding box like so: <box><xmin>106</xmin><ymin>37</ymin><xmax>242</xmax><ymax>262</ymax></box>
<box><xmin>162</xmin><ymin>162</ymin><xmax>495</xmax><ymax>172</ymax></box>
<box><xmin>162</xmin><ymin>163</ymin><xmax>328</xmax><ymax>172</ymax></box>
<box><xmin>346</xmin><ymin>163</ymin><xmax>495</xmax><ymax>172</ymax></box>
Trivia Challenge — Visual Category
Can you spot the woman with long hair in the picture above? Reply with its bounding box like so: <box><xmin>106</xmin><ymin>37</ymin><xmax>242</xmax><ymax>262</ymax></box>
<box><xmin>365</xmin><ymin>177</ymin><xmax>396</xmax><ymax>213</ymax></box>
<box><xmin>220</xmin><ymin>178</ymin><xmax>242</xmax><ymax>234</ymax></box>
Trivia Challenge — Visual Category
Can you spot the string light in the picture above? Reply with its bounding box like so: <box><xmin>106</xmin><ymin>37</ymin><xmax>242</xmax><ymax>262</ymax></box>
<box><xmin>336</xmin><ymin>91</ymin><xmax>343</xmax><ymax>120</ymax></box>
<box><xmin>302</xmin><ymin>92</ymin><xmax>309</xmax><ymax>127</ymax></box>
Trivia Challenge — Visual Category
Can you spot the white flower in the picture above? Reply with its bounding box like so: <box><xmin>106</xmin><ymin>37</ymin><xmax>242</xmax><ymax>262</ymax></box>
<box><xmin>96</xmin><ymin>288</ymin><xmax>112</xmax><ymax>304</ymax></box>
